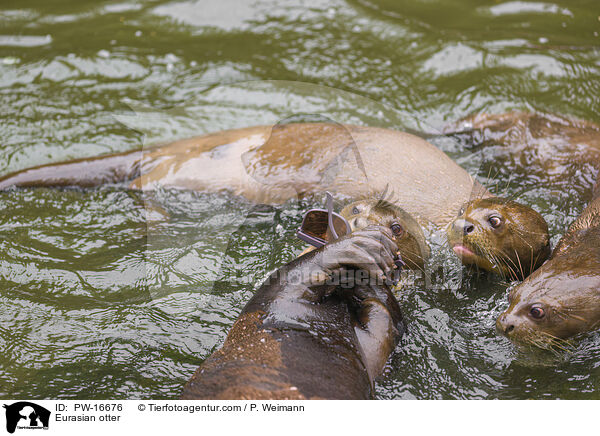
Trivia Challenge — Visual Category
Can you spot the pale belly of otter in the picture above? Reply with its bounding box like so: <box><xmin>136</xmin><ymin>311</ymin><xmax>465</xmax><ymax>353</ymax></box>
<box><xmin>130</xmin><ymin>123</ymin><xmax>487</xmax><ymax>228</ymax></box>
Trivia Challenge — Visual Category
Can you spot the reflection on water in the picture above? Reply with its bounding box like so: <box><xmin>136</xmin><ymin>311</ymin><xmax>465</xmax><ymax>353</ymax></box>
<box><xmin>0</xmin><ymin>0</ymin><xmax>599</xmax><ymax>399</ymax></box>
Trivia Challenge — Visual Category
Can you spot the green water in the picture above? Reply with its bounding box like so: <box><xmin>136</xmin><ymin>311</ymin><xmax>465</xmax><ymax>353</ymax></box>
<box><xmin>1</xmin><ymin>0</ymin><xmax>599</xmax><ymax>399</ymax></box>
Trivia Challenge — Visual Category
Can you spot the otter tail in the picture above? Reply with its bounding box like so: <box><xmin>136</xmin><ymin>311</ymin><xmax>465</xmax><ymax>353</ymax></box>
<box><xmin>0</xmin><ymin>149</ymin><xmax>142</xmax><ymax>190</ymax></box>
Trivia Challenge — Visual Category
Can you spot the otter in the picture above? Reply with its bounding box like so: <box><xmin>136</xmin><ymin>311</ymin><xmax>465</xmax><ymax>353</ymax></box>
<box><xmin>181</xmin><ymin>226</ymin><xmax>404</xmax><ymax>399</ymax></box>
<box><xmin>340</xmin><ymin>199</ymin><xmax>430</xmax><ymax>271</ymax></box>
<box><xmin>297</xmin><ymin>198</ymin><xmax>430</xmax><ymax>270</ymax></box>
<box><xmin>496</xmin><ymin>185</ymin><xmax>600</xmax><ymax>349</ymax></box>
<box><xmin>448</xmin><ymin>112</ymin><xmax>600</xmax><ymax>348</ymax></box>
<box><xmin>0</xmin><ymin>122</ymin><xmax>550</xmax><ymax>278</ymax></box>
<box><xmin>446</xmin><ymin>198</ymin><xmax>550</xmax><ymax>281</ymax></box>
<box><xmin>183</xmin><ymin>198</ymin><xmax>432</xmax><ymax>399</ymax></box>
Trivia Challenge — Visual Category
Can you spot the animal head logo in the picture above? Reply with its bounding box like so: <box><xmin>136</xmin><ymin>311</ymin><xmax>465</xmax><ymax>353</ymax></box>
<box><xmin>3</xmin><ymin>402</ymin><xmax>50</xmax><ymax>434</ymax></box>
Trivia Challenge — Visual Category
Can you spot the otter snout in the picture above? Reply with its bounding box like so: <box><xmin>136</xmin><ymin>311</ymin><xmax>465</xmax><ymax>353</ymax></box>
<box><xmin>452</xmin><ymin>218</ymin><xmax>475</xmax><ymax>236</ymax></box>
<box><xmin>496</xmin><ymin>311</ymin><xmax>517</xmax><ymax>336</ymax></box>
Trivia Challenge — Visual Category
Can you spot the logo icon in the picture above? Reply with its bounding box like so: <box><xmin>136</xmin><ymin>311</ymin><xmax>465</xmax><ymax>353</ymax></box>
<box><xmin>3</xmin><ymin>402</ymin><xmax>50</xmax><ymax>434</ymax></box>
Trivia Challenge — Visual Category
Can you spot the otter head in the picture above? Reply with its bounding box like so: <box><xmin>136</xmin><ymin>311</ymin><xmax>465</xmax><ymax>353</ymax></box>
<box><xmin>496</xmin><ymin>255</ymin><xmax>600</xmax><ymax>350</ymax></box>
<box><xmin>447</xmin><ymin>198</ymin><xmax>550</xmax><ymax>280</ymax></box>
<box><xmin>497</xmin><ymin>224</ymin><xmax>600</xmax><ymax>350</ymax></box>
<box><xmin>340</xmin><ymin>200</ymin><xmax>430</xmax><ymax>271</ymax></box>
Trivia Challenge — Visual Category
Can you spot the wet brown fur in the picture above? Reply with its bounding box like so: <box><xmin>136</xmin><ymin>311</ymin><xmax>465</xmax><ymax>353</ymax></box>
<box><xmin>453</xmin><ymin>112</ymin><xmax>600</xmax><ymax>346</ymax></box>
<box><xmin>182</xmin><ymin>237</ymin><xmax>405</xmax><ymax>400</ymax></box>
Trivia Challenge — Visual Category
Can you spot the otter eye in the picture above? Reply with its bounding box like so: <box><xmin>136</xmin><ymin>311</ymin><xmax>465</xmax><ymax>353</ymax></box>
<box><xmin>458</xmin><ymin>206</ymin><xmax>465</xmax><ymax>216</ymax></box>
<box><xmin>352</xmin><ymin>206</ymin><xmax>360</xmax><ymax>215</ymax></box>
<box><xmin>390</xmin><ymin>222</ymin><xmax>404</xmax><ymax>236</ymax></box>
<box><xmin>529</xmin><ymin>305</ymin><xmax>545</xmax><ymax>319</ymax></box>
<box><xmin>488</xmin><ymin>216</ymin><xmax>502</xmax><ymax>228</ymax></box>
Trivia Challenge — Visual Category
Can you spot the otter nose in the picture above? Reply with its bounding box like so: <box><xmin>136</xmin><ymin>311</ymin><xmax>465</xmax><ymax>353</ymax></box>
<box><xmin>453</xmin><ymin>218</ymin><xmax>475</xmax><ymax>236</ymax></box>
<box><xmin>496</xmin><ymin>312</ymin><xmax>515</xmax><ymax>336</ymax></box>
